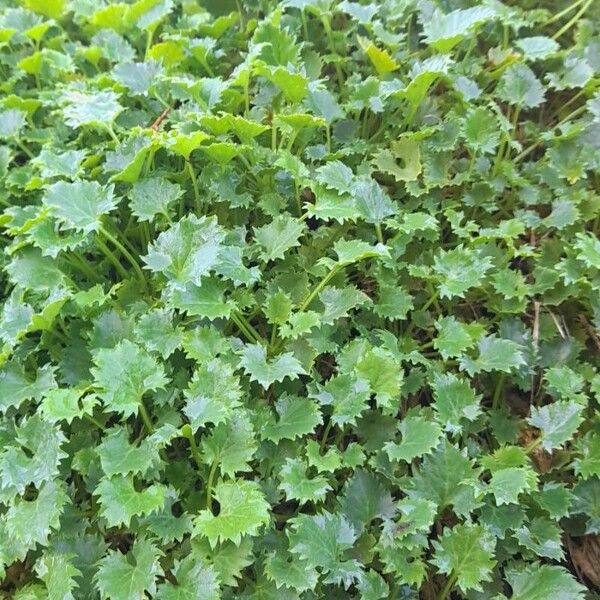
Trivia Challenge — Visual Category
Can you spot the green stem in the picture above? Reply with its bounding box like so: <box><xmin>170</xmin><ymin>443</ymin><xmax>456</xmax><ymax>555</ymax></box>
<box><xmin>552</xmin><ymin>0</ymin><xmax>592</xmax><ymax>40</ymax></box>
<box><xmin>525</xmin><ymin>437</ymin><xmax>542</xmax><ymax>453</ymax></box>
<box><xmin>244</xmin><ymin>78</ymin><xmax>250</xmax><ymax>115</ymax></box>
<box><xmin>300</xmin><ymin>265</ymin><xmax>341</xmax><ymax>312</ymax></box>
<box><xmin>235</xmin><ymin>0</ymin><xmax>245</xmax><ymax>31</ymax></box>
<box><xmin>271</xmin><ymin>116</ymin><xmax>277</xmax><ymax>151</ymax></box>
<box><xmin>102</xmin><ymin>124</ymin><xmax>120</xmax><ymax>144</ymax></box>
<box><xmin>325</xmin><ymin>124</ymin><xmax>332</xmax><ymax>153</ymax></box>
<box><xmin>320</xmin><ymin>418</ymin><xmax>334</xmax><ymax>452</ymax></box>
<box><xmin>14</xmin><ymin>138</ymin><xmax>34</xmax><ymax>159</ymax></box>
<box><xmin>99</xmin><ymin>227</ymin><xmax>147</xmax><ymax>289</ymax></box>
<box><xmin>145</xmin><ymin>26</ymin><xmax>155</xmax><ymax>59</ymax></box>
<box><xmin>421</xmin><ymin>288</ymin><xmax>440</xmax><ymax>313</ymax></box>
<box><xmin>545</xmin><ymin>0</ymin><xmax>588</xmax><ymax>25</ymax></box>
<box><xmin>437</xmin><ymin>572</ymin><xmax>458</xmax><ymax>600</ymax></box>
<box><xmin>66</xmin><ymin>253</ymin><xmax>101</xmax><ymax>282</ymax></box>
<box><xmin>301</xmin><ymin>10</ymin><xmax>309</xmax><ymax>41</ymax></box>
<box><xmin>269</xmin><ymin>324</ymin><xmax>278</xmax><ymax>350</ymax></box>
<box><xmin>187</xmin><ymin>160</ymin><xmax>201</xmax><ymax>213</ymax></box>
<box><xmin>231</xmin><ymin>312</ymin><xmax>264</xmax><ymax>345</ymax></box>
<box><xmin>205</xmin><ymin>460</ymin><xmax>218</xmax><ymax>508</ymax></box>
<box><xmin>181</xmin><ymin>425</ymin><xmax>202</xmax><ymax>470</ymax></box>
<box><xmin>492</xmin><ymin>373</ymin><xmax>505</xmax><ymax>410</ymax></box>
<box><xmin>375</xmin><ymin>223</ymin><xmax>384</xmax><ymax>244</ymax></box>
<box><xmin>138</xmin><ymin>400</ymin><xmax>153</xmax><ymax>434</ymax></box>
<box><xmin>320</xmin><ymin>14</ymin><xmax>344</xmax><ymax>88</ymax></box>
<box><xmin>84</xmin><ymin>413</ymin><xmax>105</xmax><ymax>430</ymax></box>
<box><xmin>515</xmin><ymin>105</ymin><xmax>587</xmax><ymax>163</ymax></box>
<box><xmin>96</xmin><ymin>236</ymin><xmax>129</xmax><ymax>281</ymax></box>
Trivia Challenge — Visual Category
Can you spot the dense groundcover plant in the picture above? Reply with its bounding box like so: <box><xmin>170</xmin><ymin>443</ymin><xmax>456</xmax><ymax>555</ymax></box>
<box><xmin>1</xmin><ymin>0</ymin><xmax>600</xmax><ymax>597</ymax></box>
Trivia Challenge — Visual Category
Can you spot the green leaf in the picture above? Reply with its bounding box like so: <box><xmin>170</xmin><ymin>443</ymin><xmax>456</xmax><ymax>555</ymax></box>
<box><xmin>574</xmin><ymin>433</ymin><xmax>600</xmax><ymax>479</ymax></box>
<box><xmin>143</xmin><ymin>215</ymin><xmax>225</xmax><ymax>288</ymax></box>
<box><xmin>0</xmin><ymin>108</ymin><xmax>26</xmax><ymax>137</ymax></box>
<box><xmin>516</xmin><ymin>36</ymin><xmax>559</xmax><ymax>61</ymax></box>
<box><xmin>193</xmin><ymin>480</ymin><xmax>270</xmax><ymax>547</ymax></box>
<box><xmin>431</xmin><ymin>373</ymin><xmax>481</xmax><ymax>433</ymax></box>
<box><xmin>314</xmin><ymin>373</ymin><xmax>370</xmax><ymax>427</ymax></box>
<box><xmin>254</xmin><ymin>215</ymin><xmax>306</xmax><ymax>262</ymax></box>
<box><xmin>96</xmin><ymin>475</ymin><xmax>167</xmax><ymax>527</ymax></box>
<box><xmin>460</xmin><ymin>335</ymin><xmax>526</xmax><ymax>375</ymax></box>
<box><xmin>488</xmin><ymin>467</ymin><xmax>537</xmax><ymax>505</ymax></box>
<box><xmin>501</xmin><ymin>564</ymin><xmax>585</xmax><ymax>600</ymax></box>
<box><xmin>433</xmin><ymin>246</ymin><xmax>492</xmax><ymax>299</ymax></box>
<box><xmin>372</xmin><ymin>138</ymin><xmax>422</xmax><ymax>182</ymax></box>
<box><xmin>497</xmin><ymin>64</ymin><xmax>545</xmax><ymax>108</ymax></box>
<box><xmin>423</xmin><ymin>6</ymin><xmax>496</xmax><ymax>52</ymax></box>
<box><xmin>35</xmin><ymin>552</ymin><xmax>81</xmax><ymax>600</ymax></box>
<box><xmin>96</xmin><ymin>538</ymin><xmax>163</xmax><ymax>600</ymax></box>
<box><xmin>62</xmin><ymin>90</ymin><xmax>123</xmax><ymax>128</ymax></box>
<box><xmin>129</xmin><ymin>176</ymin><xmax>182</xmax><ymax>222</ymax></box>
<box><xmin>288</xmin><ymin>512</ymin><xmax>359</xmax><ymax>584</ymax></box>
<box><xmin>319</xmin><ymin>286</ymin><xmax>370</xmax><ymax>324</ymax></box>
<box><xmin>352</xmin><ymin>178</ymin><xmax>396</xmax><ymax>223</ymax></box>
<box><xmin>39</xmin><ymin>388</ymin><xmax>96</xmax><ymax>424</ymax></box>
<box><xmin>43</xmin><ymin>180</ymin><xmax>118</xmax><ymax>233</ymax></box>
<box><xmin>431</xmin><ymin>524</ymin><xmax>496</xmax><ymax>593</ymax></box>
<box><xmin>202</xmin><ymin>411</ymin><xmax>257</xmax><ymax>476</ymax></box>
<box><xmin>156</xmin><ymin>556</ymin><xmax>220</xmax><ymax>600</ymax></box>
<box><xmin>464</xmin><ymin>107</ymin><xmax>500</xmax><ymax>154</ymax></box>
<box><xmin>0</xmin><ymin>362</ymin><xmax>56</xmax><ymax>414</ymax></box>
<box><xmin>339</xmin><ymin>469</ymin><xmax>394</xmax><ymax>532</ymax></box>
<box><xmin>264</xmin><ymin>549</ymin><xmax>319</xmax><ymax>593</ymax></box>
<box><xmin>91</xmin><ymin>339</ymin><xmax>168</xmax><ymax>418</ymax></box>
<box><xmin>239</xmin><ymin>344</ymin><xmax>306</xmax><ymax>388</ymax></box>
<box><xmin>184</xmin><ymin>358</ymin><xmax>242</xmax><ymax>430</ymax></box>
<box><xmin>280</xmin><ymin>457</ymin><xmax>331</xmax><ymax>503</ymax></box>
<box><xmin>316</xmin><ymin>160</ymin><xmax>354</xmax><ymax>194</ymax></box>
<box><xmin>527</xmin><ymin>401</ymin><xmax>584</xmax><ymax>451</ymax></box>
<box><xmin>515</xmin><ymin>517</ymin><xmax>564</xmax><ymax>560</ymax></box>
<box><xmin>262</xmin><ymin>394</ymin><xmax>321</xmax><ymax>442</ymax></box>
<box><xmin>406</xmin><ymin>441</ymin><xmax>480</xmax><ymax>515</ymax></box>
<box><xmin>384</xmin><ymin>410</ymin><xmax>442</xmax><ymax>462</ymax></box>
<box><xmin>6</xmin><ymin>480</ymin><xmax>68</xmax><ymax>548</ymax></box>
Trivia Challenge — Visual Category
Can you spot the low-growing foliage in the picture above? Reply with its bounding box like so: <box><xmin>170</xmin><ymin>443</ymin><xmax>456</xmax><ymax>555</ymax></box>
<box><xmin>0</xmin><ymin>0</ymin><xmax>600</xmax><ymax>598</ymax></box>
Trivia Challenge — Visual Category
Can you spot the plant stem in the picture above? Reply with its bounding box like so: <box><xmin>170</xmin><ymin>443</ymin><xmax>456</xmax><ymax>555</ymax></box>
<box><xmin>145</xmin><ymin>26</ymin><xmax>155</xmax><ymax>59</ymax></box>
<box><xmin>320</xmin><ymin>14</ymin><xmax>344</xmax><ymax>88</ymax></box>
<box><xmin>545</xmin><ymin>0</ymin><xmax>588</xmax><ymax>25</ymax></box>
<box><xmin>375</xmin><ymin>223</ymin><xmax>384</xmax><ymax>244</ymax></box>
<box><xmin>492</xmin><ymin>373</ymin><xmax>505</xmax><ymax>410</ymax></box>
<box><xmin>187</xmin><ymin>160</ymin><xmax>201</xmax><ymax>213</ymax></box>
<box><xmin>325</xmin><ymin>124</ymin><xmax>332</xmax><ymax>153</ymax></box>
<box><xmin>552</xmin><ymin>0</ymin><xmax>592</xmax><ymax>40</ymax></box>
<box><xmin>525</xmin><ymin>437</ymin><xmax>542</xmax><ymax>453</ymax></box>
<box><xmin>205</xmin><ymin>460</ymin><xmax>218</xmax><ymax>508</ymax></box>
<box><xmin>235</xmin><ymin>0</ymin><xmax>245</xmax><ymax>31</ymax></box>
<box><xmin>421</xmin><ymin>288</ymin><xmax>440</xmax><ymax>313</ymax></box>
<box><xmin>102</xmin><ymin>124</ymin><xmax>120</xmax><ymax>144</ymax></box>
<box><xmin>182</xmin><ymin>425</ymin><xmax>202</xmax><ymax>470</ymax></box>
<box><xmin>96</xmin><ymin>236</ymin><xmax>129</xmax><ymax>280</ymax></box>
<box><xmin>437</xmin><ymin>572</ymin><xmax>458</xmax><ymax>600</ymax></box>
<box><xmin>67</xmin><ymin>253</ymin><xmax>101</xmax><ymax>282</ymax></box>
<box><xmin>320</xmin><ymin>418</ymin><xmax>334</xmax><ymax>452</ymax></box>
<box><xmin>515</xmin><ymin>104</ymin><xmax>587</xmax><ymax>163</ymax></box>
<box><xmin>15</xmin><ymin>138</ymin><xmax>34</xmax><ymax>159</ymax></box>
<box><xmin>99</xmin><ymin>227</ymin><xmax>147</xmax><ymax>290</ymax></box>
<box><xmin>300</xmin><ymin>265</ymin><xmax>341</xmax><ymax>312</ymax></box>
<box><xmin>138</xmin><ymin>400</ymin><xmax>153</xmax><ymax>434</ymax></box>
<box><xmin>84</xmin><ymin>413</ymin><xmax>105</xmax><ymax>430</ymax></box>
<box><xmin>231</xmin><ymin>312</ymin><xmax>264</xmax><ymax>345</ymax></box>
<box><xmin>271</xmin><ymin>116</ymin><xmax>277</xmax><ymax>151</ymax></box>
